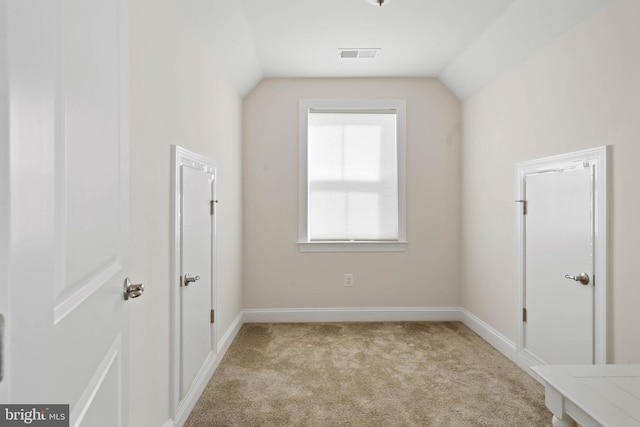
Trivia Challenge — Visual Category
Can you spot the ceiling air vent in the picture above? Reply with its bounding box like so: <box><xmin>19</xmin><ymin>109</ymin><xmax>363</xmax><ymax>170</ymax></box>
<box><xmin>339</xmin><ymin>48</ymin><xmax>381</xmax><ymax>59</ymax></box>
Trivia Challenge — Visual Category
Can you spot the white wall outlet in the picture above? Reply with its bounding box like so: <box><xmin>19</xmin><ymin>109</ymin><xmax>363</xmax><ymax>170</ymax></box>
<box><xmin>344</xmin><ymin>273</ymin><xmax>354</xmax><ymax>287</ymax></box>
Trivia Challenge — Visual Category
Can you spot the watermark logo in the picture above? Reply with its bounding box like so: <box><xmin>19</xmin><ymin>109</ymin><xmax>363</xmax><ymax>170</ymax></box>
<box><xmin>0</xmin><ymin>405</ymin><xmax>68</xmax><ymax>426</ymax></box>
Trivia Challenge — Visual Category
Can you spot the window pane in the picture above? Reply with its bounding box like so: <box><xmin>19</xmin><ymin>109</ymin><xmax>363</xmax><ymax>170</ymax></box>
<box><xmin>308</xmin><ymin>124</ymin><xmax>343</xmax><ymax>181</ymax></box>
<box><xmin>308</xmin><ymin>191</ymin><xmax>347</xmax><ymax>240</ymax></box>
<box><xmin>343</xmin><ymin>124</ymin><xmax>381</xmax><ymax>181</ymax></box>
<box><xmin>308</xmin><ymin>112</ymin><xmax>398</xmax><ymax>241</ymax></box>
<box><xmin>347</xmin><ymin>192</ymin><xmax>380</xmax><ymax>239</ymax></box>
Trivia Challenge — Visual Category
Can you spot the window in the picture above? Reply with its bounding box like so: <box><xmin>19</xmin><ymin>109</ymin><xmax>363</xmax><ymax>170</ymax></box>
<box><xmin>298</xmin><ymin>99</ymin><xmax>407</xmax><ymax>252</ymax></box>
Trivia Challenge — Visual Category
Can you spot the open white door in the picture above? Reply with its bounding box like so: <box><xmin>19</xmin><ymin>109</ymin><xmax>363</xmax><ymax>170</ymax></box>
<box><xmin>4</xmin><ymin>0</ymin><xmax>134</xmax><ymax>425</ymax></box>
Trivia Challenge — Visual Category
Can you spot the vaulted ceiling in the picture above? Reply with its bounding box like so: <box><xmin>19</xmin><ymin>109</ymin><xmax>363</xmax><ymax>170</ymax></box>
<box><xmin>181</xmin><ymin>0</ymin><xmax>616</xmax><ymax>98</ymax></box>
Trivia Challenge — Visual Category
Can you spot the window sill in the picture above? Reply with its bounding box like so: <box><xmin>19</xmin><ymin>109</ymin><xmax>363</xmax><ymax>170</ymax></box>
<box><xmin>297</xmin><ymin>241</ymin><xmax>408</xmax><ymax>253</ymax></box>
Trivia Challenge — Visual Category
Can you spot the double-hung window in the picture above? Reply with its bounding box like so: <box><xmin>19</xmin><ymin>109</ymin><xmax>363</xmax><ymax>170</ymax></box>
<box><xmin>298</xmin><ymin>99</ymin><xmax>407</xmax><ymax>252</ymax></box>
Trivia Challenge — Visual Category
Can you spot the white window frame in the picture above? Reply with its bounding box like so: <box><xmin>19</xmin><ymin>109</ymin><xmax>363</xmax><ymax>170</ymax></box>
<box><xmin>298</xmin><ymin>98</ymin><xmax>407</xmax><ymax>252</ymax></box>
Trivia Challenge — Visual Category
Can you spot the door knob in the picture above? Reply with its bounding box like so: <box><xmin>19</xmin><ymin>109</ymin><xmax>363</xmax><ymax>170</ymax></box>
<box><xmin>124</xmin><ymin>278</ymin><xmax>144</xmax><ymax>300</ymax></box>
<box><xmin>183</xmin><ymin>274</ymin><xmax>200</xmax><ymax>287</ymax></box>
<box><xmin>564</xmin><ymin>272</ymin><xmax>590</xmax><ymax>285</ymax></box>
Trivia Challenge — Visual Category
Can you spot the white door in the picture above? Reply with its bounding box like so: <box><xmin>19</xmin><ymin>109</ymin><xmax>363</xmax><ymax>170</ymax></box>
<box><xmin>170</xmin><ymin>147</ymin><xmax>218</xmax><ymax>424</ymax></box>
<box><xmin>180</xmin><ymin>166</ymin><xmax>215</xmax><ymax>399</ymax></box>
<box><xmin>5</xmin><ymin>0</ymin><xmax>133</xmax><ymax>425</ymax></box>
<box><xmin>524</xmin><ymin>167</ymin><xmax>594</xmax><ymax>365</ymax></box>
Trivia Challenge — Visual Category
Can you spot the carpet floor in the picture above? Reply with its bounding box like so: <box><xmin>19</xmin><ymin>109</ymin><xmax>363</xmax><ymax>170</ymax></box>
<box><xmin>185</xmin><ymin>322</ymin><xmax>551</xmax><ymax>426</ymax></box>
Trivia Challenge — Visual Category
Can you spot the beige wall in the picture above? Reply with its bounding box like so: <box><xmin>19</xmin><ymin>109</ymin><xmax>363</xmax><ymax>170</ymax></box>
<box><xmin>461</xmin><ymin>0</ymin><xmax>640</xmax><ymax>363</ymax></box>
<box><xmin>129</xmin><ymin>1</ymin><xmax>244</xmax><ymax>425</ymax></box>
<box><xmin>243</xmin><ymin>78</ymin><xmax>461</xmax><ymax>309</ymax></box>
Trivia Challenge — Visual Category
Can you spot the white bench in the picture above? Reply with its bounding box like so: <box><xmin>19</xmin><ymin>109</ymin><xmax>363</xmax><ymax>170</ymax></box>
<box><xmin>533</xmin><ymin>364</ymin><xmax>640</xmax><ymax>427</ymax></box>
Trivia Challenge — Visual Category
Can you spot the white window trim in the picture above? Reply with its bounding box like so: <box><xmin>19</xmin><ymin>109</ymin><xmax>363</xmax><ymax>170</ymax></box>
<box><xmin>297</xmin><ymin>98</ymin><xmax>407</xmax><ymax>253</ymax></box>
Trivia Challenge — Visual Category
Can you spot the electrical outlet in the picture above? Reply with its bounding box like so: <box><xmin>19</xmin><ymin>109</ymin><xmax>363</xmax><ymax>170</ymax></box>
<box><xmin>344</xmin><ymin>273</ymin><xmax>354</xmax><ymax>287</ymax></box>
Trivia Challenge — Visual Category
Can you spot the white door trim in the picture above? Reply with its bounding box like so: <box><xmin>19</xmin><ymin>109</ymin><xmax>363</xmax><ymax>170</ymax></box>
<box><xmin>170</xmin><ymin>145</ymin><xmax>218</xmax><ymax>425</ymax></box>
<box><xmin>515</xmin><ymin>146</ymin><xmax>608</xmax><ymax>365</ymax></box>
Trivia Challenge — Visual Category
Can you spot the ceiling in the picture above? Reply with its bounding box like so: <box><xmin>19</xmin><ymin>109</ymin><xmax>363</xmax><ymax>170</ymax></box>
<box><xmin>182</xmin><ymin>0</ymin><xmax>616</xmax><ymax>98</ymax></box>
<box><xmin>238</xmin><ymin>0</ymin><xmax>514</xmax><ymax>79</ymax></box>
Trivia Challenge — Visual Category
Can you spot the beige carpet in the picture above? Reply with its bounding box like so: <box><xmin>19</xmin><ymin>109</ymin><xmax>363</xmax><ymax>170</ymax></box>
<box><xmin>185</xmin><ymin>322</ymin><xmax>551</xmax><ymax>426</ymax></box>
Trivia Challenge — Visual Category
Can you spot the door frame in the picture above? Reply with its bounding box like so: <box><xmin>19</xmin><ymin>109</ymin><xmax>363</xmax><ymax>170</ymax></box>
<box><xmin>170</xmin><ymin>145</ymin><xmax>218</xmax><ymax>425</ymax></box>
<box><xmin>515</xmin><ymin>146</ymin><xmax>609</xmax><ymax>366</ymax></box>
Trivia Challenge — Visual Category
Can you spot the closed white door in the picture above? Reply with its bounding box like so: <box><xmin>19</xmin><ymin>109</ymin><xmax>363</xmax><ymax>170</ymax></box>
<box><xmin>5</xmin><ymin>0</ymin><xmax>133</xmax><ymax>425</ymax></box>
<box><xmin>180</xmin><ymin>166</ymin><xmax>215</xmax><ymax>399</ymax></box>
<box><xmin>524</xmin><ymin>167</ymin><xmax>594</xmax><ymax>365</ymax></box>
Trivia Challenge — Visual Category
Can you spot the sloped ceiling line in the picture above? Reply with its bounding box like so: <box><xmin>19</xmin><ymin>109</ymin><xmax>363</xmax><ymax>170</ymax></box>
<box><xmin>183</xmin><ymin>0</ymin><xmax>617</xmax><ymax>99</ymax></box>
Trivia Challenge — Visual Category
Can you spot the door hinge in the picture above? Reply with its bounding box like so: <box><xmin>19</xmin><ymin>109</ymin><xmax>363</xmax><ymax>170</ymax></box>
<box><xmin>210</xmin><ymin>200</ymin><xmax>218</xmax><ymax>216</ymax></box>
<box><xmin>515</xmin><ymin>200</ymin><xmax>528</xmax><ymax>215</ymax></box>
<box><xmin>522</xmin><ymin>307</ymin><xmax>527</xmax><ymax>322</ymax></box>
<box><xmin>210</xmin><ymin>309</ymin><xmax>215</xmax><ymax>324</ymax></box>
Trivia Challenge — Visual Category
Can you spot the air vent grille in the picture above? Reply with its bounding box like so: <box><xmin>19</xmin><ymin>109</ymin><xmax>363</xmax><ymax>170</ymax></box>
<box><xmin>338</xmin><ymin>48</ymin><xmax>381</xmax><ymax>59</ymax></box>
<box><xmin>340</xmin><ymin>50</ymin><xmax>359</xmax><ymax>59</ymax></box>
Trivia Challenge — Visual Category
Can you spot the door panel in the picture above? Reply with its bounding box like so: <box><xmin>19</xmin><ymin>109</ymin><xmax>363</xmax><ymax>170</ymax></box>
<box><xmin>74</xmin><ymin>338</ymin><xmax>122</xmax><ymax>426</ymax></box>
<box><xmin>181</xmin><ymin>166</ymin><xmax>214</xmax><ymax>399</ymax></box>
<box><xmin>7</xmin><ymin>0</ymin><xmax>130</xmax><ymax>424</ymax></box>
<box><xmin>525</xmin><ymin>167</ymin><xmax>594</xmax><ymax>364</ymax></box>
<box><xmin>62</xmin><ymin>0</ymin><xmax>121</xmax><ymax>300</ymax></box>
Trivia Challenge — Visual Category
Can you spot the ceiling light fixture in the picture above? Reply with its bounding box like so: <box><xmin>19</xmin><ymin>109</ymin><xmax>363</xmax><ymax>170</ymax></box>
<box><xmin>367</xmin><ymin>0</ymin><xmax>393</xmax><ymax>5</ymax></box>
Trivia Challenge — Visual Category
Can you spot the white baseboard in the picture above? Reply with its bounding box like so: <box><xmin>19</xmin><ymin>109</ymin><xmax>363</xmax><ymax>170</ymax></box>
<box><xmin>517</xmin><ymin>348</ymin><xmax>547</xmax><ymax>383</ymax></box>
<box><xmin>171</xmin><ymin>311</ymin><xmax>245</xmax><ymax>427</ymax></box>
<box><xmin>217</xmin><ymin>311</ymin><xmax>245</xmax><ymax>355</ymax></box>
<box><xmin>243</xmin><ymin>307</ymin><xmax>462</xmax><ymax>323</ymax></box>
<box><xmin>174</xmin><ymin>350</ymin><xmax>218</xmax><ymax>426</ymax></box>
<box><xmin>461</xmin><ymin>309</ymin><xmax>516</xmax><ymax>359</ymax></box>
<box><xmin>460</xmin><ymin>309</ymin><xmax>540</xmax><ymax>377</ymax></box>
